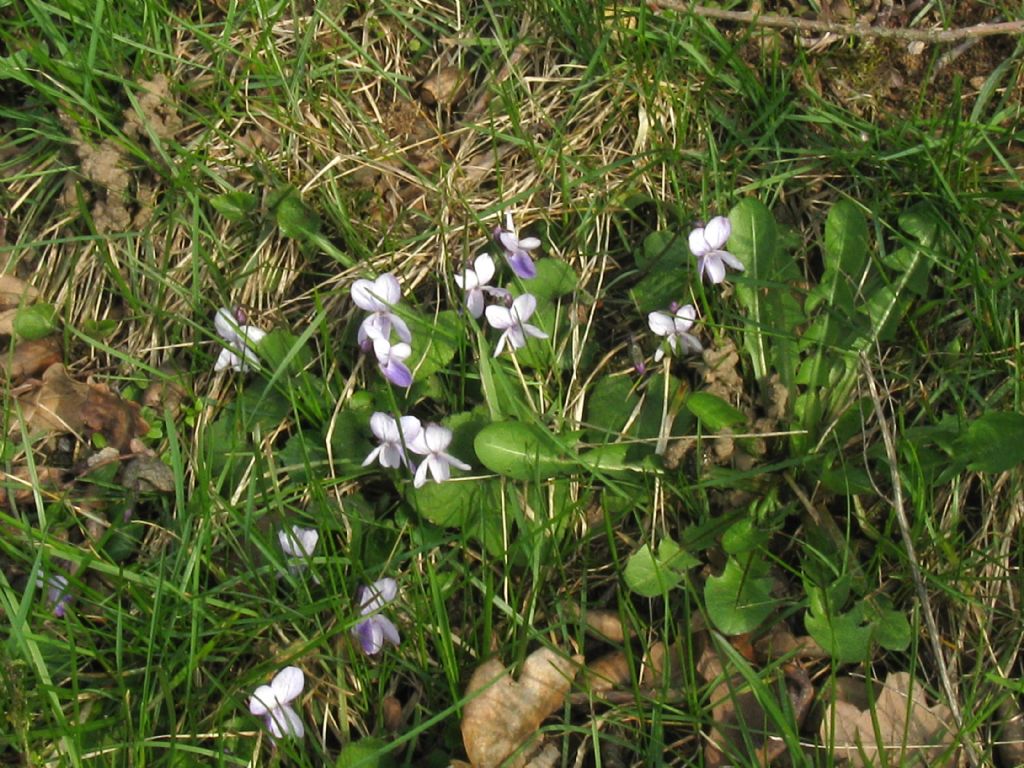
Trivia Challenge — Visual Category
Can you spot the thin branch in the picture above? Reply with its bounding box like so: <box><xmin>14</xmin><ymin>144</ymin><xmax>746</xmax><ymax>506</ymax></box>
<box><xmin>653</xmin><ymin>1</ymin><xmax>1024</xmax><ymax>43</ymax></box>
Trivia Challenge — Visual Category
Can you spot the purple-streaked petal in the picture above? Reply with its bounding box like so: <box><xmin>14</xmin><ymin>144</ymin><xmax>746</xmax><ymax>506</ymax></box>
<box><xmin>382</xmin><ymin>360</ymin><xmax>412</xmax><ymax>387</ymax></box>
<box><xmin>249</xmin><ymin>684</ymin><xmax>276</xmax><ymax>716</ymax></box>
<box><xmin>377</xmin><ymin>615</ymin><xmax>401</xmax><ymax>647</ymax></box>
<box><xmin>688</xmin><ymin>228</ymin><xmax>710</xmax><ymax>257</ymax></box>
<box><xmin>422</xmin><ymin>424</ymin><xmax>451</xmax><ymax>453</ymax></box>
<box><xmin>466</xmin><ymin>289</ymin><xmax>484</xmax><ymax>319</ymax></box>
<box><xmin>704</xmin><ymin>216</ymin><xmax>731</xmax><ymax>249</ymax></box>
<box><xmin>507</xmin><ymin>252</ymin><xmax>536</xmax><ymax>279</ymax></box>
<box><xmin>266</xmin><ymin>703</ymin><xmax>304</xmax><ymax>739</ymax></box>
<box><xmin>351</xmin><ymin>279</ymin><xmax>381</xmax><ymax>311</ymax></box>
<box><xmin>719</xmin><ymin>249</ymin><xmax>745</xmax><ymax>271</ymax></box>
<box><xmin>356</xmin><ymin>618</ymin><xmax>384</xmax><ymax>655</ymax></box>
<box><xmin>648</xmin><ymin>311</ymin><xmax>676</xmax><ymax>337</ymax></box>
<box><xmin>474</xmin><ymin>253</ymin><xmax>496</xmax><ymax>284</ymax></box>
<box><xmin>270</xmin><ymin>666</ymin><xmax>304</xmax><ymax>704</ymax></box>
<box><xmin>512</xmin><ymin>293</ymin><xmax>537</xmax><ymax>322</ymax></box>
<box><xmin>485</xmin><ymin>305</ymin><xmax>514</xmax><ymax>331</ymax></box>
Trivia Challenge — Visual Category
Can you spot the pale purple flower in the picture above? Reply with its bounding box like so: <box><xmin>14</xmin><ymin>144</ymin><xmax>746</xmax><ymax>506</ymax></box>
<box><xmin>689</xmin><ymin>216</ymin><xmax>744</xmax><ymax>284</ymax></box>
<box><xmin>249</xmin><ymin>666</ymin><xmax>305</xmax><ymax>739</ymax></box>
<box><xmin>454</xmin><ymin>253</ymin><xmax>507</xmax><ymax>318</ymax></box>
<box><xmin>213</xmin><ymin>307</ymin><xmax>266</xmax><ymax>372</ymax></box>
<box><xmin>352</xmin><ymin>578</ymin><xmax>401</xmax><ymax>655</ymax></box>
<box><xmin>38</xmin><ymin>574</ymin><xmax>72</xmax><ymax>618</ymax></box>
<box><xmin>372</xmin><ymin>335</ymin><xmax>413</xmax><ymax>387</ymax></box>
<box><xmin>496</xmin><ymin>212</ymin><xmax>541</xmax><ymax>279</ymax></box>
<box><xmin>648</xmin><ymin>303</ymin><xmax>702</xmax><ymax>362</ymax></box>
<box><xmin>363</xmin><ymin>413</ymin><xmax>423</xmax><ymax>469</ymax></box>
<box><xmin>409</xmin><ymin>423</ymin><xmax>471</xmax><ymax>488</ymax></box>
<box><xmin>278</xmin><ymin>525</ymin><xmax>319</xmax><ymax>578</ymax></box>
<box><xmin>484</xmin><ymin>293</ymin><xmax>548</xmax><ymax>356</ymax></box>
<box><xmin>351</xmin><ymin>273</ymin><xmax>411</xmax><ymax>344</ymax></box>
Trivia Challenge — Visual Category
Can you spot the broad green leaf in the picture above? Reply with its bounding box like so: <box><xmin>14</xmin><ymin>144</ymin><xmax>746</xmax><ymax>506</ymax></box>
<box><xmin>630</xmin><ymin>231</ymin><xmax>692</xmax><ymax>312</ymax></box>
<box><xmin>704</xmin><ymin>556</ymin><xmax>776</xmax><ymax>635</ymax></box>
<box><xmin>210</xmin><ymin>191</ymin><xmax>259</xmax><ymax>222</ymax></box>
<box><xmin>805</xmin><ymin>602</ymin><xmax>872</xmax><ymax>663</ymax></box>
<box><xmin>867</xmin><ymin>596</ymin><xmax>911</xmax><ymax>652</ymax></box>
<box><xmin>279</xmin><ymin>430</ymin><xmax>330</xmax><ymax>482</ymax></box>
<box><xmin>624</xmin><ymin>537</ymin><xmax>699</xmax><ymax>597</ymax></box>
<box><xmin>273</xmin><ymin>187</ymin><xmax>321</xmax><ymax>241</ymax></box>
<box><xmin>636</xmin><ymin>229</ymin><xmax>689</xmax><ymax>271</ymax></box>
<box><xmin>721</xmin><ymin>518</ymin><xmax>769</xmax><ymax>555</ymax></box>
<box><xmin>729</xmin><ymin>199</ymin><xmax>802</xmax><ymax>391</ymax></box>
<box><xmin>408</xmin><ymin>310</ymin><xmax>460</xmax><ymax>381</ymax></box>
<box><xmin>529</xmin><ymin>259</ymin><xmax>578</xmax><ymax>301</ymax></box>
<box><xmin>258</xmin><ymin>330</ymin><xmax>315</xmax><ymax>375</ymax></box>
<box><xmin>685</xmin><ymin>391</ymin><xmax>746</xmax><ymax>431</ymax></box>
<box><xmin>336</xmin><ymin>738</ymin><xmax>395</xmax><ymax>768</ymax></box>
<box><xmin>817</xmin><ymin>199</ymin><xmax>868</xmax><ymax>311</ymax></box>
<box><xmin>584</xmin><ymin>375</ymin><xmax>639</xmax><ymax>442</ymax></box>
<box><xmin>954</xmin><ymin>411</ymin><xmax>1024</xmax><ymax>472</ymax></box>
<box><xmin>474</xmin><ymin>421</ymin><xmax>575</xmax><ymax>480</ymax></box>
<box><xmin>13</xmin><ymin>303</ymin><xmax>57</xmax><ymax>339</ymax></box>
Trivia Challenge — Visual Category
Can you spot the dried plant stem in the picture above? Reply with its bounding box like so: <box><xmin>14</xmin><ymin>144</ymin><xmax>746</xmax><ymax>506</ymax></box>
<box><xmin>861</xmin><ymin>355</ymin><xmax>980</xmax><ymax>768</ymax></box>
<box><xmin>654</xmin><ymin>1</ymin><xmax>1024</xmax><ymax>44</ymax></box>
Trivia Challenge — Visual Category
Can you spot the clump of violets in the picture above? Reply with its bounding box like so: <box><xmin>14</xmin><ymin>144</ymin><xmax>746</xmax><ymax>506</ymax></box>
<box><xmin>648</xmin><ymin>303</ymin><xmax>702</xmax><ymax>362</ymax></box>
<box><xmin>351</xmin><ymin>273</ymin><xmax>413</xmax><ymax>386</ymax></box>
<box><xmin>249</xmin><ymin>665</ymin><xmax>305</xmax><ymax>740</ymax></box>
<box><xmin>352</xmin><ymin>577</ymin><xmax>401</xmax><ymax>655</ymax></box>
<box><xmin>363</xmin><ymin>413</ymin><xmax>470</xmax><ymax>487</ymax></box>
<box><xmin>495</xmin><ymin>212</ymin><xmax>541</xmax><ymax>279</ymax></box>
<box><xmin>689</xmin><ymin>216</ymin><xmax>744</xmax><ymax>285</ymax></box>
<box><xmin>485</xmin><ymin>293</ymin><xmax>548</xmax><ymax>356</ymax></box>
<box><xmin>213</xmin><ymin>307</ymin><xmax>267</xmax><ymax>372</ymax></box>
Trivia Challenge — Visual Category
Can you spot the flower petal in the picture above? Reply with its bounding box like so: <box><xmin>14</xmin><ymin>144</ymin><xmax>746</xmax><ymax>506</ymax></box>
<box><xmin>512</xmin><ymin>293</ymin><xmax>537</xmax><ymax>322</ymax></box>
<box><xmin>351</xmin><ymin>279</ymin><xmax>380</xmax><ymax>311</ymax></box>
<box><xmin>369</xmin><ymin>577</ymin><xmax>398</xmax><ymax>605</ymax></box>
<box><xmin>474</xmin><ymin>253</ymin><xmax>496</xmax><ymax>284</ymax></box>
<box><xmin>719</xmin><ymin>249</ymin><xmax>745</xmax><ymax>271</ymax></box>
<box><xmin>507</xmin><ymin>252</ymin><xmax>537</xmax><ymax>279</ymax></box>
<box><xmin>382</xmin><ymin>360</ymin><xmax>412</xmax><ymax>387</ymax></box>
<box><xmin>485</xmin><ymin>305</ymin><xmax>513</xmax><ymax>330</ymax></box>
<box><xmin>688</xmin><ymin>227</ymin><xmax>710</xmax><ymax>256</ymax></box>
<box><xmin>268</xmin><ymin>704</ymin><xmax>304</xmax><ymax>739</ymax></box>
<box><xmin>270</xmin><ymin>666</ymin><xmax>304</xmax><ymax>704</ymax></box>
<box><xmin>702</xmin><ymin>255</ymin><xmax>727</xmax><ymax>284</ymax></box>
<box><xmin>357</xmin><ymin>618</ymin><xmax>384</xmax><ymax>655</ymax></box>
<box><xmin>466</xmin><ymin>289</ymin><xmax>484</xmax><ymax>319</ymax></box>
<box><xmin>369</xmin><ymin>412</ymin><xmax>396</xmax><ymax>441</ymax></box>
<box><xmin>703</xmin><ymin>216</ymin><xmax>731</xmax><ymax>249</ymax></box>
<box><xmin>377</xmin><ymin>615</ymin><xmax>401</xmax><ymax>647</ymax></box>
<box><xmin>214</xmin><ymin>308</ymin><xmax>240</xmax><ymax>343</ymax></box>
<box><xmin>249</xmin><ymin>684</ymin><xmax>276</xmax><ymax>716</ymax></box>
<box><xmin>648</xmin><ymin>311</ymin><xmax>676</xmax><ymax>337</ymax></box>
<box><xmin>518</xmin><ymin>236</ymin><xmax>541</xmax><ymax>250</ymax></box>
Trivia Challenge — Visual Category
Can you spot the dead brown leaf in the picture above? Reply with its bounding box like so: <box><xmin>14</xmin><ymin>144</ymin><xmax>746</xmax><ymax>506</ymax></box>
<box><xmin>120</xmin><ymin>455</ymin><xmax>174</xmax><ymax>493</ymax></box>
<box><xmin>0</xmin><ymin>465</ymin><xmax>66</xmax><ymax>506</ymax></box>
<box><xmin>0</xmin><ymin>275</ymin><xmax>39</xmax><ymax>312</ymax></box>
<box><xmin>13</xmin><ymin>364</ymin><xmax>148</xmax><ymax>453</ymax></box>
<box><xmin>0</xmin><ymin>336</ymin><xmax>62</xmax><ymax>382</ymax></box>
<box><xmin>820</xmin><ymin>672</ymin><xmax>956</xmax><ymax>766</ymax></box>
<box><xmin>462</xmin><ymin>647</ymin><xmax>581</xmax><ymax>768</ymax></box>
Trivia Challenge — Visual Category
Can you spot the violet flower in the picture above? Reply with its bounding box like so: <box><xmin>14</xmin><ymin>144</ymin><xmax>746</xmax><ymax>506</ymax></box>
<box><xmin>363</xmin><ymin>413</ymin><xmax>422</xmax><ymax>469</ymax></box>
<box><xmin>496</xmin><ymin>212</ymin><xmax>541</xmax><ymax>279</ymax></box>
<box><xmin>278</xmin><ymin>525</ymin><xmax>319</xmax><ymax>578</ymax></box>
<box><xmin>648</xmin><ymin>303</ymin><xmax>703</xmax><ymax>362</ymax></box>
<box><xmin>352</xmin><ymin>273</ymin><xmax>411</xmax><ymax>344</ymax></box>
<box><xmin>352</xmin><ymin>578</ymin><xmax>401</xmax><ymax>655</ymax></box>
<box><xmin>38</xmin><ymin>574</ymin><xmax>72</xmax><ymax>618</ymax></box>
<box><xmin>454</xmin><ymin>253</ymin><xmax>506</xmax><ymax>318</ymax></box>
<box><xmin>484</xmin><ymin>293</ymin><xmax>548</xmax><ymax>356</ymax></box>
<box><xmin>372</xmin><ymin>335</ymin><xmax>413</xmax><ymax>387</ymax></box>
<box><xmin>689</xmin><ymin>216</ymin><xmax>744</xmax><ymax>284</ymax></box>
<box><xmin>213</xmin><ymin>307</ymin><xmax>266</xmax><ymax>372</ymax></box>
<box><xmin>409</xmin><ymin>423</ymin><xmax>471</xmax><ymax>488</ymax></box>
<box><xmin>249</xmin><ymin>666</ymin><xmax>305</xmax><ymax>739</ymax></box>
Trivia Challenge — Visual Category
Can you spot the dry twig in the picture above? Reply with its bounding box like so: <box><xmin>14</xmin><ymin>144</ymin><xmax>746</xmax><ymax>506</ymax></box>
<box><xmin>654</xmin><ymin>1</ymin><xmax>1024</xmax><ymax>44</ymax></box>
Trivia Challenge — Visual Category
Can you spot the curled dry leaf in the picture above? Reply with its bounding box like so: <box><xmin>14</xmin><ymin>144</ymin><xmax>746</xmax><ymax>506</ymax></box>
<box><xmin>0</xmin><ymin>275</ymin><xmax>40</xmax><ymax>312</ymax></box>
<box><xmin>141</xmin><ymin>364</ymin><xmax>191</xmax><ymax>421</ymax></box>
<box><xmin>418</xmin><ymin>65</ymin><xmax>469</xmax><ymax>108</ymax></box>
<box><xmin>13</xmin><ymin>364</ymin><xmax>148</xmax><ymax>453</ymax></box>
<box><xmin>462</xmin><ymin>647</ymin><xmax>581</xmax><ymax>768</ymax></box>
<box><xmin>821</xmin><ymin>671</ymin><xmax>955</xmax><ymax>766</ymax></box>
<box><xmin>120</xmin><ymin>455</ymin><xmax>175</xmax><ymax>493</ymax></box>
<box><xmin>583</xmin><ymin>609</ymin><xmax>627</xmax><ymax>643</ymax></box>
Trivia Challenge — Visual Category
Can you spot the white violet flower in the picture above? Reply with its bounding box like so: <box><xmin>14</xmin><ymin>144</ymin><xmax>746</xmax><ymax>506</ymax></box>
<box><xmin>648</xmin><ymin>303</ymin><xmax>703</xmax><ymax>362</ymax></box>
<box><xmin>409</xmin><ymin>423</ymin><xmax>471</xmax><ymax>488</ymax></box>
<box><xmin>688</xmin><ymin>216</ymin><xmax>744</xmax><ymax>285</ymax></box>
<box><xmin>249</xmin><ymin>666</ymin><xmax>305</xmax><ymax>740</ymax></box>
<box><xmin>363</xmin><ymin>413</ymin><xmax>423</xmax><ymax>470</ymax></box>
<box><xmin>497</xmin><ymin>212</ymin><xmax>541</xmax><ymax>279</ymax></box>
<box><xmin>454</xmin><ymin>253</ymin><xmax>505</xmax><ymax>318</ymax></box>
<box><xmin>485</xmin><ymin>293</ymin><xmax>548</xmax><ymax>356</ymax></box>
<box><xmin>351</xmin><ymin>273</ymin><xmax>411</xmax><ymax>344</ymax></box>
<box><xmin>213</xmin><ymin>307</ymin><xmax>267</xmax><ymax>373</ymax></box>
